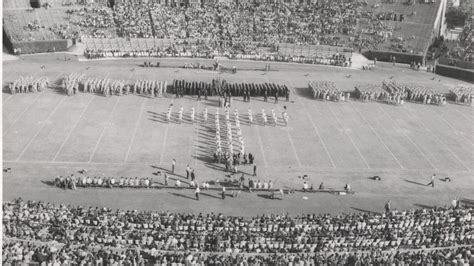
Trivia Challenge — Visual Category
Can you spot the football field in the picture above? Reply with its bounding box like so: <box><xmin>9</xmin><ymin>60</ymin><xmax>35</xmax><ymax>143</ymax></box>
<box><xmin>2</xmin><ymin>54</ymin><xmax>473</xmax><ymax>216</ymax></box>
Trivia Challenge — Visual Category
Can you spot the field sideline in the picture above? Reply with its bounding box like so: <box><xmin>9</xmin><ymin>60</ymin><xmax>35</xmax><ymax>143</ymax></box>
<box><xmin>2</xmin><ymin>54</ymin><xmax>473</xmax><ymax>216</ymax></box>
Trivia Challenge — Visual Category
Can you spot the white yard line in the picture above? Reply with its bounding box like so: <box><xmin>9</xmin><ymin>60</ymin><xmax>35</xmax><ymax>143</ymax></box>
<box><xmin>327</xmin><ymin>104</ymin><xmax>371</xmax><ymax>169</ymax></box>
<box><xmin>124</xmin><ymin>97</ymin><xmax>147</xmax><ymax>162</ymax></box>
<box><xmin>286</xmin><ymin>78</ymin><xmax>336</xmax><ymax>169</ymax></box>
<box><xmin>4</xmin><ymin>71</ymin><xmax>65</xmax><ymax>136</ymax></box>
<box><xmin>301</xmin><ymin>101</ymin><xmax>337</xmax><ymax>169</ymax></box>
<box><xmin>193</xmin><ymin>105</ymin><xmax>200</xmax><ymax>167</ymax></box>
<box><xmin>3</xmin><ymin>94</ymin><xmax>14</xmax><ymax>104</ymax></box>
<box><xmin>15</xmin><ymin>96</ymin><xmax>68</xmax><ymax>161</ymax></box>
<box><xmin>255</xmin><ymin>125</ymin><xmax>268</xmax><ymax>168</ymax></box>
<box><xmin>160</xmin><ymin>98</ymin><xmax>175</xmax><ymax>166</ymax></box>
<box><xmin>88</xmin><ymin>97</ymin><xmax>121</xmax><ymax>163</ymax></box>
<box><xmin>159</xmin><ymin>126</ymin><xmax>170</xmax><ymax>166</ymax></box>
<box><xmin>405</xmin><ymin>105</ymin><xmax>471</xmax><ymax>171</ymax></box>
<box><xmin>284</xmin><ymin>128</ymin><xmax>302</xmax><ymax>168</ymax></box>
<box><xmin>377</xmin><ymin>104</ymin><xmax>438</xmax><ymax>171</ymax></box>
<box><xmin>431</xmin><ymin>108</ymin><xmax>474</xmax><ymax>147</ymax></box>
<box><xmin>3</xmin><ymin>92</ymin><xmax>44</xmax><ymax>136</ymax></box>
<box><xmin>351</xmin><ymin>104</ymin><xmax>405</xmax><ymax>170</ymax></box>
<box><xmin>453</xmin><ymin>108</ymin><xmax>474</xmax><ymax>123</ymax></box>
<box><xmin>52</xmin><ymin>95</ymin><xmax>95</xmax><ymax>162</ymax></box>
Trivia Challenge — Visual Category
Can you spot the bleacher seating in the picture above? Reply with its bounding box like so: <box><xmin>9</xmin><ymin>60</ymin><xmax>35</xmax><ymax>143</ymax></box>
<box><xmin>3</xmin><ymin>0</ymin><xmax>443</xmax><ymax>59</ymax></box>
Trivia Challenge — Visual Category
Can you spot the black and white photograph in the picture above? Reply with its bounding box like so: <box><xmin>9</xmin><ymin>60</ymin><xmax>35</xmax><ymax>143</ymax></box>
<box><xmin>1</xmin><ymin>0</ymin><xmax>473</xmax><ymax>264</ymax></box>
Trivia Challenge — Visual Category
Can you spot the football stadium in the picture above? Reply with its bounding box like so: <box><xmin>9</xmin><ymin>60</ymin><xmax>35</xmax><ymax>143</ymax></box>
<box><xmin>2</xmin><ymin>0</ymin><xmax>474</xmax><ymax>264</ymax></box>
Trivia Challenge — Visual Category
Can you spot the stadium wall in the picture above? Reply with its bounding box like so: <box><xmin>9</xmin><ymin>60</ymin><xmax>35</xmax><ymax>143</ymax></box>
<box><xmin>3</xmin><ymin>29</ymin><xmax>14</xmax><ymax>54</ymax></box>
<box><xmin>435</xmin><ymin>64</ymin><xmax>474</xmax><ymax>82</ymax></box>
<box><xmin>363</xmin><ymin>50</ymin><xmax>425</xmax><ymax>65</ymax></box>
<box><xmin>438</xmin><ymin>57</ymin><xmax>474</xmax><ymax>70</ymax></box>
<box><xmin>11</xmin><ymin>40</ymin><xmax>69</xmax><ymax>54</ymax></box>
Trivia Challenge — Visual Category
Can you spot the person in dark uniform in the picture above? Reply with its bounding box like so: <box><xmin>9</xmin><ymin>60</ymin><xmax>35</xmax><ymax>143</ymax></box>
<box><xmin>174</xmin><ymin>80</ymin><xmax>179</xmax><ymax>98</ymax></box>
<box><xmin>263</xmin><ymin>87</ymin><xmax>268</xmax><ymax>102</ymax></box>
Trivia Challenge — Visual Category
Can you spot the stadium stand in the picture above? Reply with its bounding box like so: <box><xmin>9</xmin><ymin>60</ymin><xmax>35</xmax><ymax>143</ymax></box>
<box><xmin>2</xmin><ymin>0</ymin><xmax>445</xmax><ymax>62</ymax></box>
<box><xmin>2</xmin><ymin>198</ymin><xmax>473</xmax><ymax>264</ymax></box>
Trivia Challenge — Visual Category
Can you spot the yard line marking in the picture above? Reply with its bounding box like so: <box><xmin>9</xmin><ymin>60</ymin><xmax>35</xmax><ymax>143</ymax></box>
<box><xmin>3</xmin><ymin>94</ymin><xmax>14</xmax><ymax>104</ymax></box>
<box><xmin>3</xmin><ymin>92</ymin><xmax>43</xmax><ymax>136</ymax></box>
<box><xmin>160</xmin><ymin>98</ymin><xmax>175</xmax><ymax>166</ymax></box>
<box><xmin>431</xmin><ymin>108</ymin><xmax>474</xmax><ymax>147</ymax></box>
<box><xmin>327</xmin><ymin>104</ymin><xmax>370</xmax><ymax>169</ymax></box>
<box><xmin>52</xmin><ymin>95</ymin><xmax>95</xmax><ymax>162</ymax></box>
<box><xmin>15</xmin><ymin>96</ymin><xmax>68</xmax><ymax>161</ymax></box>
<box><xmin>377</xmin><ymin>104</ymin><xmax>438</xmax><ymax>170</ymax></box>
<box><xmin>287</xmin><ymin>78</ymin><xmax>336</xmax><ymax>169</ymax></box>
<box><xmin>405</xmin><ymin>105</ymin><xmax>471</xmax><ymax>171</ymax></box>
<box><xmin>124</xmin><ymin>97</ymin><xmax>147</xmax><ymax>162</ymax></box>
<box><xmin>243</xmin><ymin>75</ymin><xmax>267</xmax><ymax>168</ymax></box>
<box><xmin>300</xmin><ymin>102</ymin><xmax>337</xmax><ymax>169</ymax></box>
<box><xmin>159</xmin><ymin>125</ymin><xmax>170</xmax><ymax>166</ymax></box>
<box><xmin>284</xmin><ymin>127</ymin><xmax>302</xmax><ymax>168</ymax></box>
<box><xmin>351</xmin><ymin>104</ymin><xmax>404</xmax><ymax>170</ymax></box>
<box><xmin>453</xmin><ymin>108</ymin><xmax>474</xmax><ymax>123</ymax></box>
<box><xmin>255</xmin><ymin>125</ymin><xmax>268</xmax><ymax>168</ymax></box>
<box><xmin>193</xmin><ymin>105</ymin><xmax>200</xmax><ymax>167</ymax></box>
<box><xmin>4</xmin><ymin>71</ymin><xmax>65</xmax><ymax>136</ymax></box>
<box><xmin>88</xmin><ymin>97</ymin><xmax>121</xmax><ymax>163</ymax></box>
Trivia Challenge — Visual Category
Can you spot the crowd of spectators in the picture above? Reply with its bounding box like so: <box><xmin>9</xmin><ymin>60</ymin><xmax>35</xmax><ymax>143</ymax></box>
<box><xmin>2</xmin><ymin>198</ymin><xmax>473</xmax><ymax>264</ymax></box>
<box><xmin>444</xmin><ymin>25</ymin><xmax>473</xmax><ymax>63</ymax></box>
<box><xmin>6</xmin><ymin>0</ymin><xmax>442</xmax><ymax>60</ymax></box>
<box><xmin>3</xmin><ymin>240</ymin><xmax>473</xmax><ymax>265</ymax></box>
<box><xmin>4</xmin><ymin>198</ymin><xmax>471</xmax><ymax>254</ymax></box>
<box><xmin>67</xmin><ymin>5</ymin><xmax>116</xmax><ymax>38</ymax></box>
<box><xmin>4</xmin><ymin>239</ymin><xmax>473</xmax><ymax>265</ymax></box>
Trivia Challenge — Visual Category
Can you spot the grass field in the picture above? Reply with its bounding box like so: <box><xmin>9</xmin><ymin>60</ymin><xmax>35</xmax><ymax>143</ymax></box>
<box><xmin>2</xmin><ymin>54</ymin><xmax>473</xmax><ymax>216</ymax></box>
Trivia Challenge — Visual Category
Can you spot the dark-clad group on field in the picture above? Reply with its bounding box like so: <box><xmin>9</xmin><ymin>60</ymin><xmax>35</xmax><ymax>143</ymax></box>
<box><xmin>173</xmin><ymin>79</ymin><xmax>290</xmax><ymax>103</ymax></box>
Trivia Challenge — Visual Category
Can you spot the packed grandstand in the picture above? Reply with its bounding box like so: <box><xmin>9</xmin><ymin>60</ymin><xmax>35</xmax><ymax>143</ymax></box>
<box><xmin>3</xmin><ymin>0</ymin><xmax>446</xmax><ymax>64</ymax></box>
<box><xmin>3</xmin><ymin>198</ymin><xmax>473</xmax><ymax>264</ymax></box>
<box><xmin>3</xmin><ymin>0</ymin><xmax>474</xmax><ymax>264</ymax></box>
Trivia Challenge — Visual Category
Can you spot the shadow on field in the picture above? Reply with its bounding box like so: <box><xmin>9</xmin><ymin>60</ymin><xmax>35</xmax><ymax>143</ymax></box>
<box><xmin>169</xmin><ymin>192</ymin><xmax>196</xmax><ymax>201</ymax></box>
<box><xmin>293</xmin><ymin>87</ymin><xmax>314</xmax><ymax>99</ymax></box>
<box><xmin>351</xmin><ymin>207</ymin><xmax>380</xmax><ymax>215</ymax></box>
<box><xmin>257</xmin><ymin>194</ymin><xmax>276</xmax><ymax>200</ymax></box>
<box><xmin>404</xmin><ymin>179</ymin><xmax>427</xmax><ymax>187</ymax></box>
<box><xmin>41</xmin><ymin>180</ymin><xmax>55</xmax><ymax>187</ymax></box>
<box><xmin>200</xmin><ymin>192</ymin><xmax>221</xmax><ymax>200</ymax></box>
